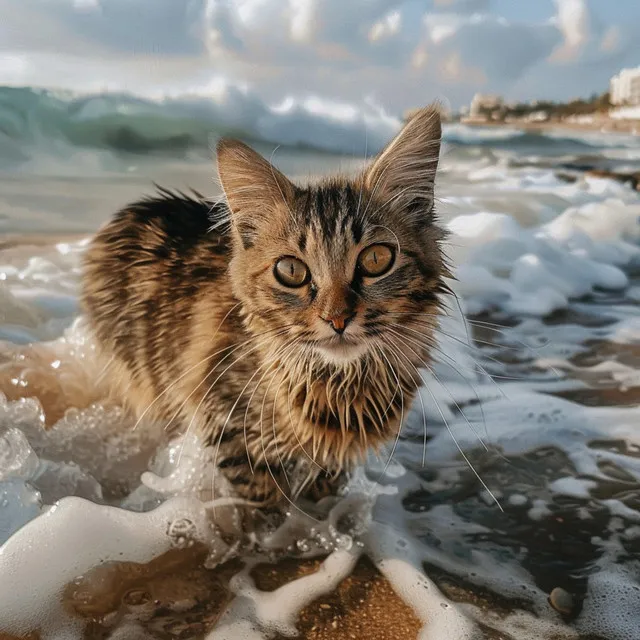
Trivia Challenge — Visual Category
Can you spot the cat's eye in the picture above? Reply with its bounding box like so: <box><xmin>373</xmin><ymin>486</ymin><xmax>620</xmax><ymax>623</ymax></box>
<box><xmin>274</xmin><ymin>256</ymin><xmax>310</xmax><ymax>287</ymax></box>
<box><xmin>357</xmin><ymin>244</ymin><xmax>395</xmax><ymax>277</ymax></box>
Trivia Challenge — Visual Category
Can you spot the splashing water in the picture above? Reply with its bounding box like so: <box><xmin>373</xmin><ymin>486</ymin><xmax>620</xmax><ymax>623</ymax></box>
<box><xmin>1</xmin><ymin>130</ymin><xmax>640</xmax><ymax>639</ymax></box>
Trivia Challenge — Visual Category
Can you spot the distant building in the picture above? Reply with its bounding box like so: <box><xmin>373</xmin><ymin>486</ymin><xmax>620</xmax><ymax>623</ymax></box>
<box><xmin>610</xmin><ymin>67</ymin><xmax>640</xmax><ymax>106</ymax></box>
<box><xmin>525</xmin><ymin>110</ymin><xmax>549</xmax><ymax>122</ymax></box>
<box><xmin>469</xmin><ymin>93</ymin><xmax>503</xmax><ymax>119</ymax></box>
<box><xmin>609</xmin><ymin>106</ymin><xmax>640</xmax><ymax>121</ymax></box>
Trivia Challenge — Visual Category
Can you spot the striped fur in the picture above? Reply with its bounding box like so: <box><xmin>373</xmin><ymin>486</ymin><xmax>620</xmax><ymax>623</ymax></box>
<box><xmin>81</xmin><ymin>105</ymin><xmax>448</xmax><ymax>505</ymax></box>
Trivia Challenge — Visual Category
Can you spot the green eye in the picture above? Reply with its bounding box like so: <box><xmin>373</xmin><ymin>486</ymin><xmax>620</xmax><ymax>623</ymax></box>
<box><xmin>274</xmin><ymin>256</ymin><xmax>311</xmax><ymax>287</ymax></box>
<box><xmin>357</xmin><ymin>244</ymin><xmax>395</xmax><ymax>277</ymax></box>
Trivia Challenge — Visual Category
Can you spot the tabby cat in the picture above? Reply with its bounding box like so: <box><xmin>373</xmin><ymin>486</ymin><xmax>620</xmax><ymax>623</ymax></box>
<box><xmin>81</xmin><ymin>105</ymin><xmax>448</xmax><ymax>505</ymax></box>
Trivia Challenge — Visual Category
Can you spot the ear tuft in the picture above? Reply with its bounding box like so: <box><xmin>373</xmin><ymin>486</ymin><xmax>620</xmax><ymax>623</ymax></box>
<box><xmin>365</xmin><ymin>103</ymin><xmax>442</xmax><ymax>218</ymax></box>
<box><xmin>216</xmin><ymin>139</ymin><xmax>296</xmax><ymax>245</ymax></box>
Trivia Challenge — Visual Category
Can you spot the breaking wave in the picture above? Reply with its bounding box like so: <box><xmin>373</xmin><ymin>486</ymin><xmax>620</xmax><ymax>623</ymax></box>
<box><xmin>0</xmin><ymin>84</ymin><xmax>399</xmax><ymax>166</ymax></box>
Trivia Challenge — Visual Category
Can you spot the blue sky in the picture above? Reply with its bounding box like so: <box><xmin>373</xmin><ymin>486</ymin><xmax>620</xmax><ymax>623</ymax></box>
<box><xmin>0</xmin><ymin>0</ymin><xmax>639</xmax><ymax>115</ymax></box>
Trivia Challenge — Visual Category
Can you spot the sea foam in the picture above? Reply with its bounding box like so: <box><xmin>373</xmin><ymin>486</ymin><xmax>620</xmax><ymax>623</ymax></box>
<box><xmin>1</xmin><ymin>132</ymin><xmax>640</xmax><ymax>638</ymax></box>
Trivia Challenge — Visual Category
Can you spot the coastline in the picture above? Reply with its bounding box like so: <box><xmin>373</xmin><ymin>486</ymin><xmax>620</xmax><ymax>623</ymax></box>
<box><xmin>458</xmin><ymin>117</ymin><xmax>640</xmax><ymax>135</ymax></box>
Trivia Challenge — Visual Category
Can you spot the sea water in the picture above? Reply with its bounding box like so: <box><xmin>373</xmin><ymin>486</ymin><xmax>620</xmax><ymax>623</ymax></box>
<box><xmin>0</xmin><ymin>106</ymin><xmax>639</xmax><ymax>639</ymax></box>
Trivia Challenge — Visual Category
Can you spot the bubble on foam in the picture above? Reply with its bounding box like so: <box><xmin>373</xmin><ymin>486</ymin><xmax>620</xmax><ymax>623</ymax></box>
<box><xmin>0</xmin><ymin>427</ymin><xmax>39</xmax><ymax>481</ymax></box>
<box><xmin>576</xmin><ymin>565</ymin><xmax>640</xmax><ymax>639</ymax></box>
<box><xmin>508</xmin><ymin>493</ymin><xmax>528</xmax><ymax>506</ymax></box>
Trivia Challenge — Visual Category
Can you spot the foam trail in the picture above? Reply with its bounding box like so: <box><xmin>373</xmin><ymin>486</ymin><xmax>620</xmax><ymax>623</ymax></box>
<box><xmin>210</xmin><ymin>549</ymin><xmax>362</xmax><ymax>639</ymax></box>
<box><xmin>0</xmin><ymin>497</ymin><xmax>212</xmax><ymax>638</ymax></box>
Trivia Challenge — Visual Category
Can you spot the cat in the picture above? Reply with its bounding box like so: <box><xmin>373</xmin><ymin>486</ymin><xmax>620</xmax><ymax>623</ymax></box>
<box><xmin>81</xmin><ymin>105</ymin><xmax>448</xmax><ymax>506</ymax></box>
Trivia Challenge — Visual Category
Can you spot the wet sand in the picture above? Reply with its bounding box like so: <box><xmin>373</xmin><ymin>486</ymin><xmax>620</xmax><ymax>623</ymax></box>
<box><xmin>1</xmin><ymin>240</ymin><xmax>638</xmax><ymax>640</ymax></box>
<box><xmin>0</xmin><ymin>551</ymin><xmax>423</xmax><ymax>640</ymax></box>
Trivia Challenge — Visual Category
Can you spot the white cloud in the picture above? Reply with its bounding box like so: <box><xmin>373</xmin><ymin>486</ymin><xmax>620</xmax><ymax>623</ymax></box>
<box><xmin>369</xmin><ymin>11</ymin><xmax>402</xmax><ymax>43</ymax></box>
<box><xmin>599</xmin><ymin>26</ymin><xmax>621</xmax><ymax>53</ymax></box>
<box><xmin>549</xmin><ymin>0</ymin><xmax>592</xmax><ymax>62</ymax></box>
<box><xmin>422</xmin><ymin>12</ymin><xmax>560</xmax><ymax>84</ymax></box>
<box><xmin>0</xmin><ymin>0</ymin><xmax>638</xmax><ymax>113</ymax></box>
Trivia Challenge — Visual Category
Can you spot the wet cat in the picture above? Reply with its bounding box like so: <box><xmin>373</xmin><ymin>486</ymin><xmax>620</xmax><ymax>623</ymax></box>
<box><xmin>81</xmin><ymin>105</ymin><xmax>448</xmax><ymax>505</ymax></box>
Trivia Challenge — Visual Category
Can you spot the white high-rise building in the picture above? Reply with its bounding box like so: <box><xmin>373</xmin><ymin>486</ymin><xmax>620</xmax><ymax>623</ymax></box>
<box><xmin>610</xmin><ymin>67</ymin><xmax>640</xmax><ymax>106</ymax></box>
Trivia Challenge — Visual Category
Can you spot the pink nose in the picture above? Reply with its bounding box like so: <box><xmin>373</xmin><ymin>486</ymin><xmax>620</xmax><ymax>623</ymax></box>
<box><xmin>320</xmin><ymin>311</ymin><xmax>356</xmax><ymax>334</ymax></box>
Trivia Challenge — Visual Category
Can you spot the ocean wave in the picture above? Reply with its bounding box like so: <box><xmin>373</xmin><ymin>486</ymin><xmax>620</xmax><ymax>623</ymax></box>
<box><xmin>442</xmin><ymin>123</ymin><xmax>640</xmax><ymax>153</ymax></box>
<box><xmin>0</xmin><ymin>84</ymin><xmax>399</xmax><ymax>164</ymax></box>
<box><xmin>1</xmin><ymin>84</ymin><xmax>638</xmax><ymax>171</ymax></box>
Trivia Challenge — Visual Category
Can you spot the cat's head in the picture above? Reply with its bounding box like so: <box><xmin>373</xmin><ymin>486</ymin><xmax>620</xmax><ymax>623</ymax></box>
<box><xmin>216</xmin><ymin>105</ymin><xmax>447</xmax><ymax>369</ymax></box>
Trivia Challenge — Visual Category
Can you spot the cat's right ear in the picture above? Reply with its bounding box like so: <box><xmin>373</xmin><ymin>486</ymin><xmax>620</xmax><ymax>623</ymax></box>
<box><xmin>216</xmin><ymin>138</ymin><xmax>296</xmax><ymax>247</ymax></box>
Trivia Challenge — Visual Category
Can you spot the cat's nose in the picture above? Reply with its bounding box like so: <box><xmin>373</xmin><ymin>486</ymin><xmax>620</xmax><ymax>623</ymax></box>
<box><xmin>321</xmin><ymin>311</ymin><xmax>356</xmax><ymax>335</ymax></box>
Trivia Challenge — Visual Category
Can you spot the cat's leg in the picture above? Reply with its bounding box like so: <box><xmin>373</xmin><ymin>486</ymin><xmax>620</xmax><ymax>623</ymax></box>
<box><xmin>298</xmin><ymin>469</ymin><xmax>348</xmax><ymax>502</ymax></box>
<box><xmin>213</xmin><ymin>446</ymin><xmax>292</xmax><ymax>506</ymax></box>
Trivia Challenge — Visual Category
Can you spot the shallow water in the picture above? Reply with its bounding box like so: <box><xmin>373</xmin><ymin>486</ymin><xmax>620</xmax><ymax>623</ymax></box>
<box><xmin>0</xmin><ymin>126</ymin><xmax>639</xmax><ymax>639</ymax></box>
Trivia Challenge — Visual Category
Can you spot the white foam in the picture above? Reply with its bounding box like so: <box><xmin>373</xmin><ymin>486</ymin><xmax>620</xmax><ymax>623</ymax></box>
<box><xmin>1</xmin><ymin>132</ymin><xmax>640</xmax><ymax>639</ymax></box>
<box><xmin>0</xmin><ymin>496</ymin><xmax>212</xmax><ymax>638</ymax></box>
<box><xmin>447</xmin><ymin>197</ymin><xmax>640</xmax><ymax>317</ymax></box>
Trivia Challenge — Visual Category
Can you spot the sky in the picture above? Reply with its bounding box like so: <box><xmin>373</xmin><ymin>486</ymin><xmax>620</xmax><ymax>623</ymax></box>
<box><xmin>1</xmin><ymin>0</ymin><xmax>640</xmax><ymax>115</ymax></box>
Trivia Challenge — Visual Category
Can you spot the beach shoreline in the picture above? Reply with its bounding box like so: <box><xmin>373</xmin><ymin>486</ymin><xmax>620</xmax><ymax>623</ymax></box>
<box><xmin>458</xmin><ymin>117</ymin><xmax>640</xmax><ymax>135</ymax></box>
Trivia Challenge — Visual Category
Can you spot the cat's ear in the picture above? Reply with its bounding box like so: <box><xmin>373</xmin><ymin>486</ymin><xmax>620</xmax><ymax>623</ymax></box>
<box><xmin>365</xmin><ymin>104</ymin><xmax>441</xmax><ymax>218</ymax></box>
<box><xmin>216</xmin><ymin>138</ymin><xmax>296</xmax><ymax>245</ymax></box>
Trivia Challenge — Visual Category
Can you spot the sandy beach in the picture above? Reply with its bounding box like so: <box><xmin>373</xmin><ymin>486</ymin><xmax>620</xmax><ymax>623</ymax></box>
<box><xmin>460</xmin><ymin>116</ymin><xmax>640</xmax><ymax>136</ymax></box>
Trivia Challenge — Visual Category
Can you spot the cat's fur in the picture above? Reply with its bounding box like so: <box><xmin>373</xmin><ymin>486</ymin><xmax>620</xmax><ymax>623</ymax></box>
<box><xmin>81</xmin><ymin>105</ymin><xmax>448</xmax><ymax>505</ymax></box>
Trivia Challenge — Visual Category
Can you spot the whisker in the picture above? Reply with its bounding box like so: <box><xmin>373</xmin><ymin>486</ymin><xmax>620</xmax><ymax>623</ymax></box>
<box><xmin>131</xmin><ymin>301</ymin><xmax>243</xmax><ymax>431</ymax></box>
<box><xmin>383</xmin><ymin>311</ymin><xmax>552</xmax><ymax>352</ymax></box>
<box><xmin>390</xmin><ymin>320</ymin><xmax>557</xmax><ymax>383</ymax></box>
<box><xmin>380</xmin><ymin>338</ymin><xmax>429</xmax><ymax>467</ymax></box>
<box><xmin>269</xmin><ymin>358</ymin><xmax>299</xmax><ymax>490</ymax></box>
<box><xmin>176</xmin><ymin>327</ymin><xmax>294</xmax><ymax>467</ymax></box>
<box><xmin>389</xmin><ymin>319</ymin><xmax>496</xmax><ymax>411</ymax></box>
<box><xmin>381</xmin><ymin>335</ymin><xmax>504</xmax><ymax>512</ymax></box>
<box><xmin>390</xmin><ymin>323</ymin><xmax>494</xmax><ymax>443</ymax></box>
<box><xmin>385</xmin><ymin>328</ymin><xmax>490</xmax><ymax>453</ymax></box>
<box><xmin>209</xmin><ymin>339</ymin><xmax>301</xmax><ymax>516</ymax></box>
<box><xmin>286</xmin><ymin>367</ymin><xmax>329</xmax><ymax>474</ymax></box>
<box><xmin>387</xmin><ymin>323</ymin><xmax>513</xmax><ymax>407</ymax></box>
<box><xmin>239</xmin><ymin>339</ymin><xmax>302</xmax><ymax>476</ymax></box>
<box><xmin>374</xmin><ymin>345</ymin><xmax>404</xmax><ymax>478</ymax></box>
<box><xmin>210</xmin><ymin>337</ymin><xmax>296</xmax><ymax>492</ymax></box>
<box><xmin>257</xmin><ymin>341</ymin><xmax>322</xmax><ymax>523</ymax></box>
<box><xmin>166</xmin><ymin>328</ymin><xmax>288</xmax><ymax>443</ymax></box>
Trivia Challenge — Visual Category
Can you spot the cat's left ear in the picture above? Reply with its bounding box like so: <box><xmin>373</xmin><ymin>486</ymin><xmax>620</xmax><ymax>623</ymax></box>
<box><xmin>365</xmin><ymin>104</ymin><xmax>441</xmax><ymax>218</ymax></box>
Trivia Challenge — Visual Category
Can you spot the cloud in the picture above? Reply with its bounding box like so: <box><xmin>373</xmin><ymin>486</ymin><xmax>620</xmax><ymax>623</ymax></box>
<box><xmin>0</xmin><ymin>0</ymin><xmax>210</xmax><ymax>56</ymax></box>
<box><xmin>432</xmin><ymin>0</ymin><xmax>489</xmax><ymax>12</ymax></box>
<box><xmin>599</xmin><ymin>26</ymin><xmax>621</xmax><ymax>53</ymax></box>
<box><xmin>549</xmin><ymin>0</ymin><xmax>592</xmax><ymax>62</ymax></box>
<box><xmin>0</xmin><ymin>0</ymin><xmax>638</xmax><ymax>113</ymax></box>
<box><xmin>422</xmin><ymin>12</ymin><xmax>561</xmax><ymax>84</ymax></box>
